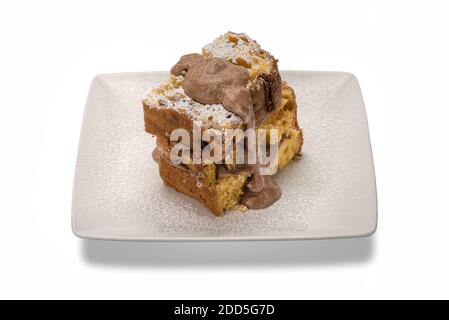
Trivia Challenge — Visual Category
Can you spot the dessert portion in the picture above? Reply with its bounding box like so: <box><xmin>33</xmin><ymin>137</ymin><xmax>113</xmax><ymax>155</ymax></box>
<box><xmin>143</xmin><ymin>32</ymin><xmax>303</xmax><ymax>216</ymax></box>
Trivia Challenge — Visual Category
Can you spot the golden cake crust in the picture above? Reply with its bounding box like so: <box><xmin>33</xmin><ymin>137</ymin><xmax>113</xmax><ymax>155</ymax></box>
<box><xmin>158</xmin><ymin>151</ymin><xmax>225</xmax><ymax>215</ymax></box>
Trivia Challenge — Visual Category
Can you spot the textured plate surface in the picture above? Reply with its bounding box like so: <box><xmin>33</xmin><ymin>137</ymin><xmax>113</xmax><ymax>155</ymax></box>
<box><xmin>72</xmin><ymin>71</ymin><xmax>377</xmax><ymax>241</ymax></box>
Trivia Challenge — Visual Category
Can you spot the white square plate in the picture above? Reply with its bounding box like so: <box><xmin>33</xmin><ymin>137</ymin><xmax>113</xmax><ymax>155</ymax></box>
<box><xmin>72</xmin><ymin>71</ymin><xmax>377</xmax><ymax>241</ymax></box>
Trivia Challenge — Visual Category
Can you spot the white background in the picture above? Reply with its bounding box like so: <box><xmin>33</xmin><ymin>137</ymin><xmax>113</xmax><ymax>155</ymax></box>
<box><xmin>1</xmin><ymin>0</ymin><xmax>448</xmax><ymax>299</ymax></box>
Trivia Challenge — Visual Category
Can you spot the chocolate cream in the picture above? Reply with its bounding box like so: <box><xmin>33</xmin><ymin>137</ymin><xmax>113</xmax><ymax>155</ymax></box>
<box><xmin>170</xmin><ymin>53</ymin><xmax>281</xmax><ymax>210</ymax></box>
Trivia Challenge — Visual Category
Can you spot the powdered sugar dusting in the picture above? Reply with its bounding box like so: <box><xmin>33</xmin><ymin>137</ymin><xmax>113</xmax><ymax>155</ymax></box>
<box><xmin>203</xmin><ymin>32</ymin><xmax>261</xmax><ymax>65</ymax></box>
<box><xmin>144</xmin><ymin>76</ymin><xmax>243</xmax><ymax>129</ymax></box>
